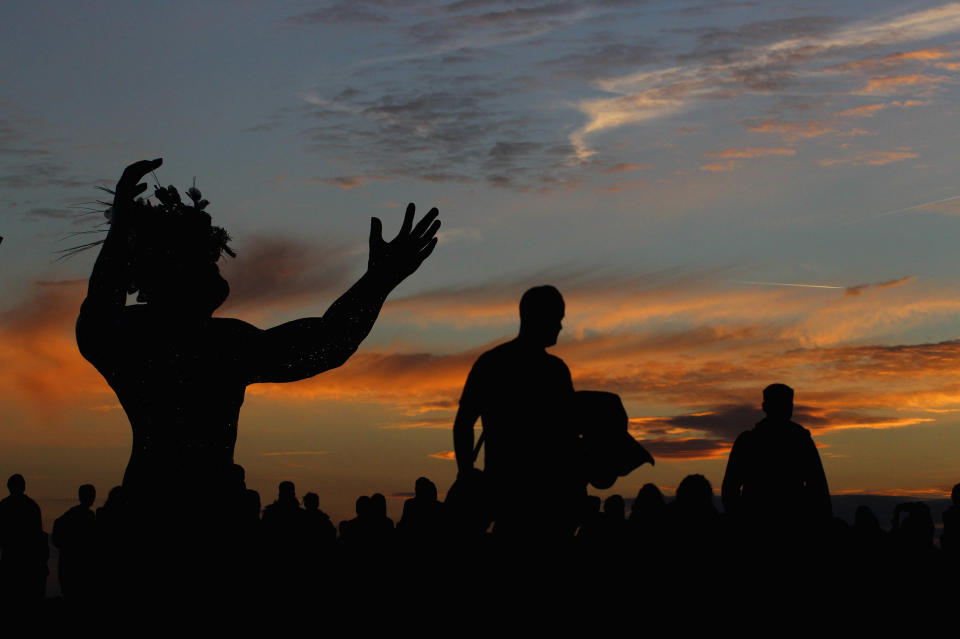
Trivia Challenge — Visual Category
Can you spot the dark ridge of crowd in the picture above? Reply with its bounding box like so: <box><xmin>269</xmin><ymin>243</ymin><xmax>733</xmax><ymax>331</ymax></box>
<box><xmin>0</xmin><ymin>471</ymin><xmax>957</xmax><ymax>602</ymax></box>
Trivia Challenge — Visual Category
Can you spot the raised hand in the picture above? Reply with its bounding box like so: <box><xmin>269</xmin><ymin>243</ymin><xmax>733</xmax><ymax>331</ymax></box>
<box><xmin>367</xmin><ymin>203</ymin><xmax>440</xmax><ymax>290</ymax></box>
<box><xmin>114</xmin><ymin>158</ymin><xmax>163</xmax><ymax>205</ymax></box>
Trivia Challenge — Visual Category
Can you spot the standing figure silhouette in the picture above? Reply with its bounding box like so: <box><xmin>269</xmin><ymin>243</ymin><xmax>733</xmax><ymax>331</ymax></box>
<box><xmin>721</xmin><ymin>384</ymin><xmax>831</xmax><ymax>547</ymax></box>
<box><xmin>76</xmin><ymin>159</ymin><xmax>440</xmax><ymax>595</ymax></box>
<box><xmin>452</xmin><ymin>285</ymin><xmax>581</xmax><ymax>540</ymax></box>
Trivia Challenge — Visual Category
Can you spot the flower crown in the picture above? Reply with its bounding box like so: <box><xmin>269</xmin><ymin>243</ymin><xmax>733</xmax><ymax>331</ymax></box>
<box><xmin>62</xmin><ymin>179</ymin><xmax>235</xmax><ymax>298</ymax></box>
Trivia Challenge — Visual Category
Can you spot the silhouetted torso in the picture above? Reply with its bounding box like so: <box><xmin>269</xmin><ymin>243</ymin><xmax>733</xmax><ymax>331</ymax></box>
<box><xmin>52</xmin><ymin>503</ymin><xmax>97</xmax><ymax>597</ymax></box>
<box><xmin>460</xmin><ymin>338</ymin><xmax>575</xmax><ymax>484</ymax></box>
<box><xmin>722</xmin><ymin>417</ymin><xmax>831</xmax><ymax>524</ymax></box>
<box><xmin>78</xmin><ymin>304</ymin><xmax>256</xmax><ymax>498</ymax></box>
<box><xmin>0</xmin><ymin>491</ymin><xmax>47</xmax><ymax>599</ymax></box>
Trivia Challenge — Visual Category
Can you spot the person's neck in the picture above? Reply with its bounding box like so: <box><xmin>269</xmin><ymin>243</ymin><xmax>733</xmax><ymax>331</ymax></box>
<box><xmin>515</xmin><ymin>332</ymin><xmax>548</xmax><ymax>350</ymax></box>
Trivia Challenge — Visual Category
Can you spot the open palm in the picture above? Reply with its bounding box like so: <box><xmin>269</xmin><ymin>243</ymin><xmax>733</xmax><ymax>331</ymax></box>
<box><xmin>368</xmin><ymin>203</ymin><xmax>440</xmax><ymax>290</ymax></box>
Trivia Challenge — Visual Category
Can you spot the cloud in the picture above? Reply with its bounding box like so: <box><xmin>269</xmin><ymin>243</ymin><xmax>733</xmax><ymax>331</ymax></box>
<box><xmin>306</xmin><ymin>175</ymin><xmax>389</xmax><ymax>189</ymax></box>
<box><xmin>855</xmin><ymin>74</ymin><xmax>949</xmax><ymax>95</ymax></box>
<box><xmin>742</xmin><ymin>118</ymin><xmax>841</xmax><ymax>140</ymax></box>
<box><xmin>596</xmin><ymin>180</ymin><xmax>645</xmax><ymax>193</ymax></box>
<box><xmin>699</xmin><ymin>160</ymin><xmax>740</xmax><ymax>172</ymax></box>
<box><xmin>285</xmin><ymin>4</ymin><xmax>392</xmax><ymax>25</ymax></box>
<box><xmin>217</xmin><ymin>234</ymin><xmax>356</xmax><ymax>316</ymax></box>
<box><xmin>0</xmin><ymin>280</ymin><xmax>117</xmax><ymax>430</ymax></box>
<box><xmin>600</xmin><ymin>163</ymin><xmax>652</xmax><ymax>173</ymax></box>
<box><xmin>262</xmin><ymin>451</ymin><xmax>328</xmax><ymax>456</ymax></box>
<box><xmin>569</xmin><ymin>4</ymin><xmax>960</xmax><ymax>156</ymax></box>
<box><xmin>844</xmin><ymin>276</ymin><xmax>915</xmax><ymax>297</ymax></box>
<box><xmin>818</xmin><ymin>149</ymin><xmax>918</xmax><ymax>167</ymax></box>
<box><xmin>704</xmin><ymin>147</ymin><xmax>796</xmax><ymax>159</ymax></box>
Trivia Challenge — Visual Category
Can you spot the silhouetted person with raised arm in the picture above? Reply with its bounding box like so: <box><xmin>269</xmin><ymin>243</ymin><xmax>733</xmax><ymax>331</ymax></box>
<box><xmin>721</xmin><ymin>384</ymin><xmax>832</xmax><ymax>537</ymax></box>
<box><xmin>0</xmin><ymin>474</ymin><xmax>48</xmax><ymax>600</ymax></box>
<box><xmin>52</xmin><ymin>484</ymin><xmax>97</xmax><ymax>599</ymax></box>
<box><xmin>75</xmin><ymin>159</ymin><xmax>439</xmax><ymax>591</ymax></box>
<box><xmin>453</xmin><ymin>286</ymin><xmax>579</xmax><ymax>540</ymax></box>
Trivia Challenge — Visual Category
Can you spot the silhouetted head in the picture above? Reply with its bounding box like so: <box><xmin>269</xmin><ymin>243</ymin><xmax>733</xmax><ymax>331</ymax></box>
<box><xmin>676</xmin><ymin>474</ymin><xmax>714</xmax><ymax>511</ymax></box>
<box><xmin>6</xmin><ymin>474</ymin><xmax>25</xmax><ymax>496</ymax></box>
<box><xmin>854</xmin><ymin>505</ymin><xmax>880</xmax><ymax>532</ymax></box>
<box><xmin>631</xmin><ymin>483</ymin><xmax>666</xmax><ymax>520</ymax></box>
<box><xmin>518</xmin><ymin>285</ymin><xmax>565</xmax><ymax>348</ymax></box>
<box><xmin>105</xmin><ymin>485</ymin><xmax>125</xmax><ymax>507</ymax></box>
<box><xmin>371</xmin><ymin>493</ymin><xmax>388</xmax><ymax>518</ymax></box>
<box><xmin>231</xmin><ymin>464</ymin><xmax>246</xmax><ymax>490</ymax></box>
<box><xmin>952</xmin><ymin>483</ymin><xmax>960</xmax><ymax>506</ymax></box>
<box><xmin>415</xmin><ymin>477</ymin><xmax>437</xmax><ymax>502</ymax></box>
<box><xmin>278</xmin><ymin>481</ymin><xmax>296</xmax><ymax>503</ymax></box>
<box><xmin>604</xmin><ymin>494</ymin><xmax>626</xmax><ymax>520</ymax></box>
<box><xmin>78</xmin><ymin>484</ymin><xmax>96</xmax><ymax>507</ymax></box>
<box><xmin>356</xmin><ymin>495</ymin><xmax>372</xmax><ymax>517</ymax></box>
<box><xmin>762</xmin><ymin>383</ymin><xmax>794</xmax><ymax>422</ymax></box>
<box><xmin>303</xmin><ymin>492</ymin><xmax>320</xmax><ymax>511</ymax></box>
<box><xmin>898</xmin><ymin>501</ymin><xmax>935</xmax><ymax>550</ymax></box>
<box><xmin>119</xmin><ymin>184</ymin><xmax>234</xmax><ymax>318</ymax></box>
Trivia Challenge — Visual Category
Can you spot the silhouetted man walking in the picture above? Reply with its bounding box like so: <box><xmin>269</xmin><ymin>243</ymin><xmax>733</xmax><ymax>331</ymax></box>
<box><xmin>453</xmin><ymin>286</ymin><xmax>581</xmax><ymax>539</ymax></box>
<box><xmin>721</xmin><ymin>384</ymin><xmax>831</xmax><ymax>530</ymax></box>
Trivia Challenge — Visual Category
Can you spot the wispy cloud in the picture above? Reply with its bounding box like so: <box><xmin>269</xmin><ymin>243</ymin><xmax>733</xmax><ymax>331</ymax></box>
<box><xmin>818</xmin><ymin>149</ymin><xmax>919</xmax><ymax>167</ymax></box>
<box><xmin>569</xmin><ymin>4</ymin><xmax>960</xmax><ymax>157</ymax></box>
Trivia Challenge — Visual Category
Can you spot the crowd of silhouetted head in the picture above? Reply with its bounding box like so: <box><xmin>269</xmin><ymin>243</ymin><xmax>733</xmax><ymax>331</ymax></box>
<box><xmin>1</xmin><ymin>471</ymin><xmax>958</xmax><ymax>601</ymax></box>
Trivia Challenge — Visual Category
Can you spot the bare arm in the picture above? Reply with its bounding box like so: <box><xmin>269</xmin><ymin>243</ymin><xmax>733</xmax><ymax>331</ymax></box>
<box><xmin>246</xmin><ymin>203</ymin><xmax>440</xmax><ymax>384</ymax></box>
<box><xmin>453</xmin><ymin>405</ymin><xmax>480</xmax><ymax>476</ymax></box>
<box><xmin>804</xmin><ymin>433</ymin><xmax>832</xmax><ymax>519</ymax></box>
<box><xmin>77</xmin><ymin>159</ymin><xmax>162</xmax><ymax>363</ymax></box>
<box><xmin>721</xmin><ymin>433</ymin><xmax>747</xmax><ymax>516</ymax></box>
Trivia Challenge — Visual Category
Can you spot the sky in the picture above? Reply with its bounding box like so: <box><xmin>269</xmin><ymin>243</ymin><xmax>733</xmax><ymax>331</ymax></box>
<box><xmin>3</xmin><ymin>0</ymin><xmax>960</xmax><ymax>527</ymax></box>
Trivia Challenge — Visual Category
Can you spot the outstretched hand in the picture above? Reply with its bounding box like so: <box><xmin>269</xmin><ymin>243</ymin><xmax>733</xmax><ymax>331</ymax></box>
<box><xmin>368</xmin><ymin>203</ymin><xmax>440</xmax><ymax>290</ymax></box>
<box><xmin>114</xmin><ymin>158</ymin><xmax>163</xmax><ymax>205</ymax></box>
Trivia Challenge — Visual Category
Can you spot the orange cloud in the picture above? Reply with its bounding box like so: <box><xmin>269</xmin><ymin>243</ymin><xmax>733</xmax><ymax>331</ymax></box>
<box><xmin>704</xmin><ymin>147</ymin><xmax>796</xmax><ymax>159</ymax></box>
<box><xmin>596</xmin><ymin>181</ymin><xmax>645</xmax><ymax>193</ymax></box>
<box><xmin>835</xmin><ymin>104</ymin><xmax>887</xmax><ymax>118</ymax></box>
<box><xmin>819</xmin><ymin>149</ymin><xmax>918</xmax><ymax>166</ymax></box>
<box><xmin>699</xmin><ymin>160</ymin><xmax>740</xmax><ymax>172</ymax></box>
<box><xmin>856</xmin><ymin>74</ymin><xmax>948</xmax><ymax>94</ymax></box>
<box><xmin>601</xmin><ymin>163</ymin><xmax>652</xmax><ymax>173</ymax></box>
<box><xmin>6</xmin><ymin>265</ymin><xmax>960</xmax><ymax>464</ymax></box>
<box><xmin>743</xmin><ymin>118</ymin><xmax>839</xmax><ymax>140</ymax></box>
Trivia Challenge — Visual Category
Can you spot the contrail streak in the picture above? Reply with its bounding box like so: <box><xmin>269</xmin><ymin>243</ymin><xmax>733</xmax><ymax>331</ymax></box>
<box><xmin>736</xmin><ymin>280</ymin><xmax>845</xmax><ymax>290</ymax></box>
<box><xmin>848</xmin><ymin>195</ymin><xmax>960</xmax><ymax>225</ymax></box>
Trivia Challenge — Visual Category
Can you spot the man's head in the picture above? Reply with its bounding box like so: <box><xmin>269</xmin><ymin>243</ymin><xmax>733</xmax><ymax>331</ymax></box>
<box><xmin>414</xmin><ymin>476</ymin><xmax>437</xmax><ymax>501</ymax></box>
<box><xmin>78</xmin><ymin>484</ymin><xmax>96</xmax><ymax>507</ymax></box>
<box><xmin>6</xmin><ymin>474</ymin><xmax>25</xmax><ymax>496</ymax></box>
<box><xmin>303</xmin><ymin>492</ymin><xmax>320</xmax><ymax>511</ymax></box>
<box><xmin>762</xmin><ymin>383</ymin><xmax>794</xmax><ymax>421</ymax></box>
<box><xmin>519</xmin><ymin>285</ymin><xmax>565</xmax><ymax>347</ymax></box>
<box><xmin>278</xmin><ymin>480</ymin><xmax>296</xmax><ymax>502</ymax></box>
